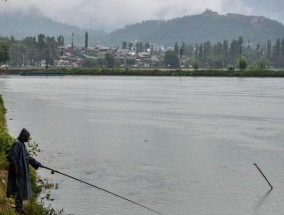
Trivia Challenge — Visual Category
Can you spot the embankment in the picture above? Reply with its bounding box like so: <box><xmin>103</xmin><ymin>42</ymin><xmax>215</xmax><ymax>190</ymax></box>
<box><xmin>1</xmin><ymin>67</ymin><xmax>284</xmax><ymax>77</ymax></box>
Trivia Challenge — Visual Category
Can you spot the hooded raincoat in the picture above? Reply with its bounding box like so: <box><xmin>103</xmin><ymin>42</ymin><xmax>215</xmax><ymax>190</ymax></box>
<box><xmin>7</xmin><ymin>128</ymin><xmax>41</xmax><ymax>200</ymax></box>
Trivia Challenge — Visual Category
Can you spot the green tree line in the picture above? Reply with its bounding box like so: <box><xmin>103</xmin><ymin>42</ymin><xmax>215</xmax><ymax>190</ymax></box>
<box><xmin>165</xmin><ymin>36</ymin><xmax>284</xmax><ymax>69</ymax></box>
<box><xmin>1</xmin><ymin>34</ymin><xmax>284</xmax><ymax>69</ymax></box>
<box><xmin>0</xmin><ymin>34</ymin><xmax>64</xmax><ymax>66</ymax></box>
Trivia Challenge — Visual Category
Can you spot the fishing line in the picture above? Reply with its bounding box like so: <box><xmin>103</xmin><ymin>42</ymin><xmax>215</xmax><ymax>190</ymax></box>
<box><xmin>42</xmin><ymin>165</ymin><xmax>163</xmax><ymax>215</ymax></box>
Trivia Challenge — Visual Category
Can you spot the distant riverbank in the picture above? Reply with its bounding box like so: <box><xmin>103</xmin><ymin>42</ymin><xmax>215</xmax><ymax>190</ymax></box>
<box><xmin>1</xmin><ymin>67</ymin><xmax>284</xmax><ymax>77</ymax></box>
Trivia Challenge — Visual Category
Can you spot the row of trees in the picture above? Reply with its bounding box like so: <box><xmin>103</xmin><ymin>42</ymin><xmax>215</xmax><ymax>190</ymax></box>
<box><xmin>1</xmin><ymin>34</ymin><xmax>284</xmax><ymax>69</ymax></box>
<box><xmin>164</xmin><ymin>36</ymin><xmax>284</xmax><ymax>69</ymax></box>
<box><xmin>0</xmin><ymin>40</ymin><xmax>9</xmax><ymax>64</ymax></box>
<box><xmin>0</xmin><ymin>34</ymin><xmax>64</xmax><ymax>66</ymax></box>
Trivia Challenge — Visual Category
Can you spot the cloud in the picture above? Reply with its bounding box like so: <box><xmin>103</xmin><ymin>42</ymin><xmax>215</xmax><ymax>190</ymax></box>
<box><xmin>37</xmin><ymin>0</ymin><xmax>226</xmax><ymax>31</ymax></box>
<box><xmin>221</xmin><ymin>0</ymin><xmax>284</xmax><ymax>22</ymax></box>
<box><xmin>0</xmin><ymin>0</ymin><xmax>284</xmax><ymax>31</ymax></box>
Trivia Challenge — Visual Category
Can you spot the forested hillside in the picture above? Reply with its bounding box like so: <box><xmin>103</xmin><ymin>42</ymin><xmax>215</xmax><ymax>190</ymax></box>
<box><xmin>1</xmin><ymin>10</ymin><xmax>284</xmax><ymax>47</ymax></box>
<box><xmin>0</xmin><ymin>13</ymin><xmax>106</xmax><ymax>45</ymax></box>
<box><xmin>106</xmin><ymin>10</ymin><xmax>284</xmax><ymax>46</ymax></box>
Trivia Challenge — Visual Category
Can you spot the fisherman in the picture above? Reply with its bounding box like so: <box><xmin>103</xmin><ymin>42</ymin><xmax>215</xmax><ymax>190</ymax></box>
<box><xmin>7</xmin><ymin>128</ymin><xmax>42</xmax><ymax>214</ymax></box>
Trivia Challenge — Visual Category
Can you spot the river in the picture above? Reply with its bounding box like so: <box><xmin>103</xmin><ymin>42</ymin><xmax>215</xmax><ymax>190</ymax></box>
<box><xmin>0</xmin><ymin>75</ymin><xmax>284</xmax><ymax>215</ymax></box>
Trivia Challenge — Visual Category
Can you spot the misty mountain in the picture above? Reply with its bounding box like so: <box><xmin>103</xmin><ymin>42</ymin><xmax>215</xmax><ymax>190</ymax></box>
<box><xmin>106</xmin><ymin>10</ymin><xmax>284</xmax><ymax>46</ymax></box>
<box><xmin>0</xmin><ymin>13</ymin><xmax>106</xmax><ymax>46</ymax></box>
<box><xmin>1</xmin><ymin>10</ymin><xmax>284</xmax><ymax>47</ymax></box>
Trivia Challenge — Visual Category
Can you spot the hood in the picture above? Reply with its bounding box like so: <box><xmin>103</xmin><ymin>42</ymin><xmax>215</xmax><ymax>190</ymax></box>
<box><xmin>18</xmin><ymin>128</ymin><xmax>30</xmax><ymax>142</ymax></box>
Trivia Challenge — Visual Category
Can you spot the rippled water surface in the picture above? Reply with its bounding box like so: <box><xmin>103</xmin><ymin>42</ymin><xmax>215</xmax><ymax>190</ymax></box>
<box><xmin>0</xmin><ymin>76</ymin><xmax>284</xmax><ymax>215</ymax></box>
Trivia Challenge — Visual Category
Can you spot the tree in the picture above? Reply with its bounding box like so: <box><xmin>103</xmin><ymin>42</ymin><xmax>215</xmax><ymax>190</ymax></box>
<box><xmin>213</xmin><ymin>42</ymin><xmax>223</xmax><ymax>68</ymax></box>
<box><xmin>238</xmin><ymin>36</ymin><xmax>244</xmax><ymax>47</ymax></box>
<box><xmin>272</xmin><ymin>38</ymin><xmax>281</xmax><ymax>67</ymax></box>
<box><xmin>281</xmin><ymin>38</ymin><xmax>284</xmax><ymax>67</ymax></box>
<box><xmin>257</xmin><ymin>58</ymin><xmax>266</xmax><ymax>70</ymax></box>
<box><xmin>105</xmin><ymin>53</ymin><xmax>115</xmax><ymax>68</ymax></box>
<box><xmin>57</xmin><ymin>35</ymin><xmax>64</xmax><ymax>46</ymax></box>
<box><xmin>0</xmin><ymin>41</ymin><xmax>9</xmax><ymax>63</ymax></box>
<box><xmin>239</xmin><ymin>56</ymin><xmax>248</xmax><ymax>70</ymax></box>
<box><xmin>128</xmin><ymin>42</ymin><xmax>133</xmax><ymax>50</ymax></box>
<box><xmin>122</xmin><ymin>41</ymin><xmax>127</xmax><ymax>49</ymax></box>
<box><xmin>37</xmin><ymin>34</ymin><xmax>46</xmax><ymax>51</ymax></box>
<box><xmin>266</xmin><ymin>40</ymin><xmax>272</xmax><ymax>61</ymax></box>
<box><xmin>198</xmin><ymin>43</ymin><xmax>204</xmax><ymax>65</ymax></box>
<box><xmin>83</xmin><ymin>59</ymin><xmax>97</xmax><ymax>68</ymax></box>
<box><xmin>194</xmin><ymin>43</ymin><xmax>198</xmax><ymax>60</ymax></box>
<box><xmin>145</xmin><ymin>42</ymin><xmax>150</xmax><ymax>51</ymax></box>
<box><xmin>164</xmin><ymin>50</ymin><xmax>179</xmax><ymax>68</ymax></box>
<box><xmin>174</xmin><ymin>42</ymin><xmax>179</xmax><ymax>54</ymax></box>
<box><xmin>191</xmin><ymin>59</ymin><xmax>199</xmax><ymax>70</ymax></box>
<box><xmin>223</xmin><ymin>40</ymin><xmax>229</xmax><ymax>67</ymax></box>
<box><xmin>45</xmin><ymin>36</ymin><xmax>57</xmax><ymax>65</ymax></box>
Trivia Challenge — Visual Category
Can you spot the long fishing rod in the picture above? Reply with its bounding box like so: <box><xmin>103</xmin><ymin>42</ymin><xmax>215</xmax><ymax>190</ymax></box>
<box><xmin>41</xmin><ymin>165</ymin><xmax>163</xmax><ymax>215</ymax></box>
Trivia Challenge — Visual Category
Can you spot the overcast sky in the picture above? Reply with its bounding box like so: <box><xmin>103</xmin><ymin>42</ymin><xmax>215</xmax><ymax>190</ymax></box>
<box><xmin>1</xmin><ymin>0</ymin><xmax>284</xmax><ymax>31</ymax></box>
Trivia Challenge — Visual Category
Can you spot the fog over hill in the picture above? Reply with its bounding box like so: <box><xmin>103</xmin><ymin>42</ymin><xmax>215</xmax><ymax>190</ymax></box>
<box><xmin>107</xmin><ymin>10</ymin><xmax>284</xmax><ymax>46</ymax></box>
<box><xmin>1</xmin><ymin>10</ymin><xmax>284</xmax><ymax>47</ymax></box>
<box><xmin>0</xmin><ymin>13</ymin><xmax>106</xmax><ymax>46</ymax></box>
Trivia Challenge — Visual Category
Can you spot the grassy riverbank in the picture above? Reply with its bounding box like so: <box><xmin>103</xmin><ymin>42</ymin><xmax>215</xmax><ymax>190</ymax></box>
<box><xmin>0</xmin><ymin>95</ymin><xmax>15</xmax><ymax>214</ymax></box>
<box><xmin>0</xmin><ymin>95</ymin><xmax>51</xmax><ymax>215</ymax></box>
<box><xmin>1</xmin><ymin>67</ymin><xmax>284</xmax><ymax>77</ymax></box>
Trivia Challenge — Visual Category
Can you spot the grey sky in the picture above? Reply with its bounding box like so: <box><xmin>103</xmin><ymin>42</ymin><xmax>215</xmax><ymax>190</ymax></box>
<box><xmin>1</xmin><ymin>0</ymin><xmax>283</xmax><ymax>31</ymax></box>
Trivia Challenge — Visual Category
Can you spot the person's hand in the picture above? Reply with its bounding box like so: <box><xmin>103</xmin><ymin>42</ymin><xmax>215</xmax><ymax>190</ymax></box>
<box><xmin>34</xmin><ymin>162</ymin><xmax>42</xmax><ymax>170</ymax></box>
<box><xmin>10</xmin><ymin>164</ymin><xmax>18</xmax><ymax>176</ymax></box>
<box><xmin>37</xmin><ymin>162</ymin><xmax>42</xmax><ymax>168</ymax></box>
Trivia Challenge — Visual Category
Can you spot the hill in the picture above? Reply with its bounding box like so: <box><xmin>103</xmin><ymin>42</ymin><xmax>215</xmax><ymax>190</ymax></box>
<box><xmin>105</xmin><ymin>10</ymin><xmax>284</xmax><ymax>46</ymax></box>
<box><xmin>1</xmin><ymin>10</ymin><xmax>284</xmax><ymax>47</ymax></box>
<box><xmin>0</xmin><ymin>12</ymin><xmax>106</xmax><ymax>46</ymax></box>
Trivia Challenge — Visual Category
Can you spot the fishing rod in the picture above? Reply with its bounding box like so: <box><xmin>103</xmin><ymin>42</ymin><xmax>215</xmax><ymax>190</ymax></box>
<box><xmin>41</xmin><ymin>165</ymin><xmax>163</xmax><ymax>215</ymax></box>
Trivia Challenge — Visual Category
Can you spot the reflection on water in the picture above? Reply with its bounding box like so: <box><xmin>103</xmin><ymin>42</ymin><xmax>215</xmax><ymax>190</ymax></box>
<box><xmin>253</xmin><ymin>189</ymin><xmax>272</xmax><ymax>214</ymax></box>
<box><xmin>0</xmin><ymin>76</ymin><xmax>284</xmax><ymax>215</ymax></box>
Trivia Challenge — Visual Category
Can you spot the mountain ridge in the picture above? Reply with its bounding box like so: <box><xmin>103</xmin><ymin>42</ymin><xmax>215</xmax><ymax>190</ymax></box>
<box><xmin>1</xmin><ymin>10</ymin><xmax>284</xmax><ymax>47</ymax></box>
<box><xmin>106</xmin><ymin>10</ymin><xmax>284</xmax><ymax>46</ymax></box>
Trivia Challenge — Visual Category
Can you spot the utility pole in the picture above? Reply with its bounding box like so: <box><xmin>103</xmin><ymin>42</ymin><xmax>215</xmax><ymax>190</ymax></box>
<box><xmin>22</xmin><ymin>54</ymin><xmax>25</xmax><ymax>67</ymax></box>
<box><xmin>46</xmin><ymin>50</ymin><xmax>49</xmax><ymax>69</ymax></box>
<box><xmin>85</xmin><ymin>31</ymin><xmax>88</xmax><ymax>49</ymax></box>
<box><xmin>179</xmin><ymin>48</ymin><xmax>183</xmax><ymax>68</ymax></box>
<box><xmin>71</xmin><ymin>32</ymin><xmax>74</xmax><ymax>52</ymax></box>
<box><xmin>239</xmin><ymin>45</ymin><xmax>242</xmax><ymax>71</ymax></box>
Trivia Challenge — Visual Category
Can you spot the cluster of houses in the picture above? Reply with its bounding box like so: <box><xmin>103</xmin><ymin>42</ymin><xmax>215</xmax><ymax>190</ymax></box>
<box><xmin>54</xmin><ymin>44</ymin><xmax>163</xmax><ymax>68</ymax></box>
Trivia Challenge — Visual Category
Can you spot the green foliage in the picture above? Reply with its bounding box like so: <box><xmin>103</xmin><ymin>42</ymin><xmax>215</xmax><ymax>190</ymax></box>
<box><xmin>164</xmin><ymin>50</ymin><xmax>179</xmax><ymax>68</ymax></box>
<box><xmin>0</xmin><ymin>40</ymin><xmax>9</xmax><ymax>64</ymax></box>
<box><xmin>228</xmin><ymin>66</ymin><xmax>235</xmax><ymax>71</ymax></box>
<box><xmin>191</xmin><ymin>60</ymin><xmax>199</xmax><ymax>70</ymax></box>
<box><xmin>82</xmin><ymin>59</ymin><xmax>97</xmax><ymax>68</ymax></box>
<box><xmin>239</xmin><ymin>56</ymin><xmax>248</xmax><ymax>70</ymax></box>
<box><xmin>257</xmin><ymin>58</ymin><xmax>267</xmax><ymax>70</ymax></box>
<box><xmin>0</xmin><ymin>96</ymin><xmax>13</xmax><ymax>166</ymax></box>
<box><xmin>105</xmin><ymin>53</ymin><xmax>115</xmax><ymax>68</ymax></box>
<box><xmin>107</xmin><ymin>11</ymin><xmax>284</xmax><ymax>47</ymax></box>
<box><xmin>6</xmin><ymin>34</ymin><xmax>62</xmax><ymax>66</ymax></box>
<box><xmin>26</xmin><ymin>141</ymin><xmax>41</xmax><ymax>157</ymax></box>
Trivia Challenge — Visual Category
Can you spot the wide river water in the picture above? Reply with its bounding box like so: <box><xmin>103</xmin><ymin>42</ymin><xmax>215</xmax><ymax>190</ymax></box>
<box><xmin>0</xmin><ymin>75</ymin><xmax>284</xmax><ymax>215</ymax></box>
